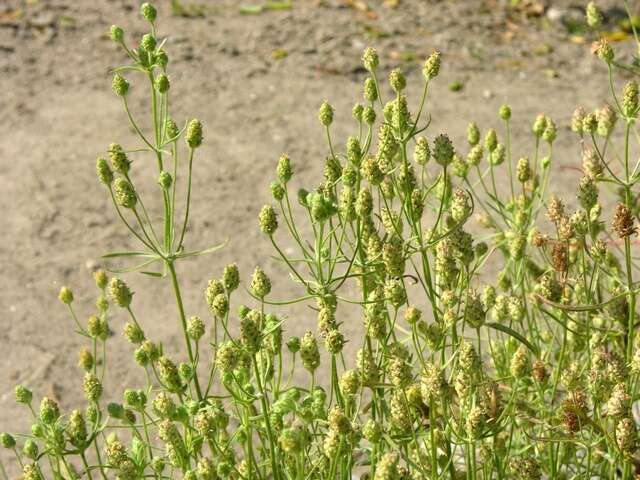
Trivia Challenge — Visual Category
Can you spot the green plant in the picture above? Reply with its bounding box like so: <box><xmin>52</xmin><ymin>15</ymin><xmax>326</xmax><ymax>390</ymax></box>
<box><xmin>2</xmin><ymin>2</ymin><xmax>640</xmax><ymax>479</ymax></box>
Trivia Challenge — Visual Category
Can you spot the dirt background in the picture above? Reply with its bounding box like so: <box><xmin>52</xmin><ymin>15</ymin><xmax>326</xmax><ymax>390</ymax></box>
<box><xmin>0</xmin><ymin>0</ymin><xmax>637</xmax><ymax>474</ymax></box>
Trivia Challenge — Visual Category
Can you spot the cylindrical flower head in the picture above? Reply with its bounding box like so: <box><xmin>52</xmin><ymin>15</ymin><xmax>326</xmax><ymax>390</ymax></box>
<box><xmin>165</xmin><ymin>118</ymin><xmax>179</xmax><ymax>139</ymax></box>
<box><xmin>532</xmin><ymin>114</ymin><xmax>547</xmax><ymax>138</ymax></box>
<box><xmin>258</xmin><ymin>204</ymin><xmax>278</xmax><ymax>235</ymax></box>
<box><xmin>467</xmin><ymin>122</ymin><xmax>480</xmax><ymax>146</ymax></box>
<box><xmin>450</xmin><ymin>189</ymin><xmax>471</xmax><ymax>223</ymax></box>
<box><xmin>571</xmin><ymin>106</ymin><xmax>585</xmax><ymax>134</ymax></box>
<box><xmin>363</xmin><ymin>105</ymin><xmax>376</xmax><ymax>124</ymax></box>
<box><xmin>155</xmin><ymin>74</ymin><xmax>170</xmax><ymax>94</ymax></box>
<box><xmin>96</xmin><ymin>157</ymin><xmax>114</xmax><ymax>185</ymax></box>
<box><xmin>364</xmin><ymin>77</ymin><xmax>378</xmax><ymax>103</ymax></box>
<box><xmin>113</xmin><ymin>178</ymin><xmax>137</xmax><ymax>209</ymax></box>
<box><xmin>542</xmin><ymin>118</ymin><xmax>557</xmax><ymax>143</ymax></box>
<box><xmin>222</xmin><ymin>263</ymin><xmax>240</xmax><ymax>291</ymax></box>
<box><xmin>362</xmin><ymin>47</ymin><xmax>379</xmax><ymax>72</ymax></box>
<box><xmin>433</xmin><ymin>134</ymin><xmax>454</xmax><ymax>166</ymax></box>
<box><xmin>319</xmin><ymin>100</ymin><xmax>333</xmax><ymax>126</ymax></box>
<box><xmin>23</xmin><ymin>439</ymin><xmax>38</xmax><ymax>459</ymax></box>
<box><xmin>355</xmin><ymin>187</ymin><xmax>373</xmax><ymax>218</ymax></box>
<box><xmin>158</xmin><ymin>357</ymin><xmax>184</xmax><ymax>392</ymax></box>
<box><xmin>516</xmin><ymin>156</ymin><xmax>531</xmax><ymax>183</ymax></box>
<box><xmin>423</xmin><ymin>51</ymin><xmax>441</xmax><ymax>80</ymax></box>
<box><xmin>622</xmin><ymin>80</ymin><xmax>639</xmax><ymax>118</ymax></box>
<box><xmin>112</xmin><ymin>73</ymin><xmax>129</xmax><ymax>97</ymax></box>
<box><xmin>300</xmin><ymin>331</ymin><xmax>320</xmax><ymax>372</ymax></box>
<box><xmin>586</xmin><ymin>2</ymin><xmax>602</xmax><ymax>28</ymax></box>
<box><xmin>140</xmin><ymin>2</ymin><xmax>157</xmax><ymax>23</ymax></box>
<box><xmin>59</xmin><ymin>286</ymin><xmax>74</xmax><ymax>304</ymax></box>
<box><xmin>414</xmin><ymin>137</ymin><xmax>430</xmax><ymax>165</ymax></box>
<box><xmin>108</xmin><ymin>277</ymin><xmax>133</xmax><ymax>308</ymax></box>
<box><xmin>389</xmin><ymin>68</ymin><xmax>406</xmax><ymax>93</ymax></box>
<box><xmin>276</xmin><ymin>154</ymin><xmax>292</xmax><ymax>183</ymax></box>
<box><xmin>250</xmin><ymin>266</ymin><xmax>271</xmax><ymax>298</ymax></box>
<box><xmin>186</xmin><ymin>119</ymin><xmax>203</xmax><ymax>148</ymax></box>
<box><xmin>484</xmin><ymin>128</ymin><xmax>497</xmax><ymax>152</ymax></box>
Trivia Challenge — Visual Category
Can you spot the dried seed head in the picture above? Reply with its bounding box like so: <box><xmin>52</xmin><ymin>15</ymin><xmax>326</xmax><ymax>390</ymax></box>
<box><xmin>546</xmin><ymin>195</ymin><xmax>565</xmax><ymax>224</ymax></box>
<box><xmin>617</xmin><ymin>416</ymin><xmax>638</xmax><ymax>456</ymax></box>
<box><xmin>532</xmin><ymin>359</ymin><xmax>548</xmax><ymax>383</ymax></box>
<box><xmin>612</xmin><ymin>203</ymin><xmax>636</xmax><ymax>238</ymax></box>
<box><xmin>607</xmin><ymin>383</ymin><xmax>630</xmax><ymax>417</ymax></box>
<box><xmin>582</xmin><ymin>148</ymin><xmax>603</xmax><ymax>178</ymax></box>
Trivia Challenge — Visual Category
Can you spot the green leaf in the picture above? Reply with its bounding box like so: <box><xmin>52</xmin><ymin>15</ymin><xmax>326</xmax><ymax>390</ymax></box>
<box><xmin>102</xmin><ymin>251</ymin><xmax>155</xmax><ymax>259</ymax></box>
<box><xmin>176</xmin><ymin>239</ymin><xmax>228</xmax><ymax>258</ymax></box>
<box><xmin>486</xmin><ymin>322</ymin><xmax>538</xmax><ymax>355</ymax></box>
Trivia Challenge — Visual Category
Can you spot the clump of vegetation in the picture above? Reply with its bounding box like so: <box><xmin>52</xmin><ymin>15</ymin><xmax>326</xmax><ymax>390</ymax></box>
<box><xmin>2</xmin><ymin>2</ymin><xmax>640</xmax><ymax>479</ymax></box>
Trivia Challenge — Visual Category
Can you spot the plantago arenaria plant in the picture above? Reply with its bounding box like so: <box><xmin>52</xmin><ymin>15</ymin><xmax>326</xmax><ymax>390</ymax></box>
<box><xmin>3</xmin><ymin>2</ymin><xmax>640</xmax><ymax>480</ymax></box>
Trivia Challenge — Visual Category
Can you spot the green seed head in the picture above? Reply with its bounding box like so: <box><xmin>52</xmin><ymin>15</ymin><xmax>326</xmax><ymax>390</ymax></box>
<box><xmin>123</xmin><ymin>322</ymin><xmax>144</xmax><ymax>344</ymax></box>
<box><xmin>286</xmin><ymin>336</ymin><xmax>300</xmax><ymax>353</ymax></box>
<box><xmin>110</xmin><ymin>25</ymin><xmax>124</xmax><ymax>42</ymax></box>
<box><xmin>112</xmin><ymin>73</ymin><xmax>129</xmax><ymax>97</ymax></box>
<box><xmin>186</xmin><ymin>119</ymin><xmax>203</xmax><ymax>148</ymax></box>
<box><xmin>58</xmin><ymin>286</ymin><xmax>74</xmax><ymax>305</ymax></box>
<box><xmin>140</xmin><ymin>2</ymin><xmax>157</xmax><ymax>23</ymax></box>
<box><xmin>352</xmin><ymin>102</ymin><xmax>364</xmax><ymax>121</ymax></box>
<box><xmin>1</xmin><ymin>432</ymin><xmax>15</xmax><ymax>449</ymax></box>
<box><xmin>140</xmin><ymin>33</ymin><xmax>156</xmax><ymax>52</ymax></box>
<box><xmin>78</xmin><ymin>348</ymin><xmax>94</xmax><ymax>371</ymax></box>
<box><xmin>250</xmin><ymin>266</ymin><xmax>271</xmax><ymax>298</ymax></box>
<box><xmin>389</xmin><ymin>68</ymin><xmax>406</xmax><ymax>93</ymax></box>
<box><xmin>96</xmin><ymin>157</ymin><xmax>114</xmax><ymax>185</ymax></box>
<box><xmin>467</xmin><ymin>122</ymin><xmax>480</xmax><ymax>146</ymax></box>
<box><xmin>594</xmin><ymin>38</ymin><xmax>614</xmax><ymax>63</ymax></box>
<box><xmin>586</xmin><ymin>2</ymin><xmax>603</xmax><ymax>28</ymax></box>
<box><xmin>300</xmin><ymin>331</ymin><xmax>320</xmax><ymax>372</ymax></box>
<box><xmin>155</xmin><ymin>74</ymin><xmax>170</xmax><ymax>93</ymax></box>
<box><xmin>108</xmin><ymin>143</ymin><xmax>130</xmax><ymax>174</ymax></box>
<box><xmin>423</xmin><ymin>51</ymin><xmax>441</xmax><ymax>80</ymax></box>
<box><xmin>258</xmin><ymin>204</ymin><xmax>278</xmax><ymax>235</ymax></box>
<box><xmin>362</xmin><ymin>47</ymin><xmax>379</xmax><ymax>72</ymax></box>
<box><xmin>113</xmin><ymin>178</ymin><xmax>137</xmax><ymax>209</ymax></box>
<box><xmin>319</xmin><ymin>100</ymin><xmax>334</xmax><ymax>127</ymax></box>
<box><xmin>499</xmin><ymin>104</ymin><xmax>511</xmax><ymax>120</ymax></box>
<box><xmin>364</xmin><ymin>77</ymin><xmax>378</xmax><ymax>103</ymax></box>
<box><xmin>39</xmin><ymin>397</ymin><xmax>60</xmax><ymax>425</ymax></box>
<box><xmin>622</xmin><ymin>80</ymin><xmax>639</xmax><ymax>118</ymax></box>
<box><xmin>276</xmin><ymin>153</ymin><xmax>293</xmax><ymax>183</ymax></box>
<box><xmin>23</xmin><ymin>439</ymin><xmax>38</xmax><ymax>459</ymax></box>
<box><xmin>433</xmin><ymin>134</ymin><xmax>454</xmax><ymax>166</ymax></box>
<box><xmin>108</xmin><ymin>277</ymin><xmax>133</xmax><ymax>308</ymax></box>
<box><xmin>158</xmin><ymin>170</ymin><xmax>172</xmax><ymax>190</ymax></box>
<box><xmin>83</xmin><ymin>373</ymin><xmax>103</xmax><ymax>402</ymax></box>
<box><xmin>15</xmin><ymin>385</ymin><xmax>33</xmax><ymax>404</ymax></box>
<box><xmin>363</xmin><ymin>105</ymin><xmax>376</xmax><ymax>124</ymax></box>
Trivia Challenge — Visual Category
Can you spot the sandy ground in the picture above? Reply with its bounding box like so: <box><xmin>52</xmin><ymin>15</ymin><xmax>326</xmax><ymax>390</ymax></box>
<box><xmin>0</xmin><ymin>0</ymin><xmax>636</xmax><ymax>474</ymax></box>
